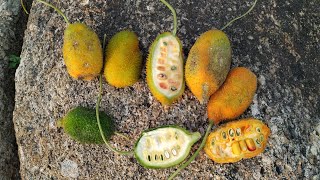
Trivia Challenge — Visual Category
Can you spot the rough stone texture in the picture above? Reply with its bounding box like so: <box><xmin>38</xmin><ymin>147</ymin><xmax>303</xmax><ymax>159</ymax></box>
<box><xmin>0</xmin><ymin>0</ymin><xmax>26</xmax><ymax>179</ymax></box>
<box><xmin>14</xmin><ymin>0</ymin><xmax>319</xmax><ymax>179</ymax></box>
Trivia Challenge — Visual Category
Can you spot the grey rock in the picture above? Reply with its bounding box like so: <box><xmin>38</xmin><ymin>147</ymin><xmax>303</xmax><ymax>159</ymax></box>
<box><xmin>14</xmin><ymin>0</ymin><xmax>319</xmax><ymax>179</ymax></box>
<box><xmin>0</xmin><ymin>0</ymin><xmax>26</xmax><ymax>179</ymax></box>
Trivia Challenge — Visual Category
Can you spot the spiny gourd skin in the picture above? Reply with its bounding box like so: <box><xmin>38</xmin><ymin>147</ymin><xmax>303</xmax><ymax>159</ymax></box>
<box><xmin>204</xmin><ymin>118</ymin><xmax>270</xmax><ymax>163</ymax></box>
<box><xmin>146</xmin><ymin>32</ymin><xmax>185</xmax><ymax>106</ymax></box>
<box><xmin>58</xmin><ymin>107</ymin><xmax>115</xmax><ymax>144</ymax></box>
<box><xmin>104</xmin><ymin>31</ymin><xmax>142</xmax><ymax>88</ymax></box>
<box><xmin>207</xmin><ymin>67</ymin><xmax>257</xmax><ymax>125</ymax></box>
<box><xmin>63</xmin><ymin>23</ymin><xmax>103</xmax><ymax>81</ymax></box>
<box><xmin>134</xmin><ymin>125</ymin><xmax>201</xmax><ymax>169</ymax></box>
<box><xmin>185</xmin><ymin>29</ymin><xmax>231</xmax><ymax>104</ymax></box>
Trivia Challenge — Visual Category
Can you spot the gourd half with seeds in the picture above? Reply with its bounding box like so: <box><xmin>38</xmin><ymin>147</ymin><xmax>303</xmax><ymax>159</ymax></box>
<box><xmin>146</xmin><ymin>33</ymin><xmax>184</xmax><ymax>105</ymax></box>
<box><xmin>169</xmin><ymin>67</ymin><xmax>259</xmax><ymax>179</ymax></box>
<box><xmin>146</xmin><ymin>0</ymin><xmax>185</xmax><ymax>106</ymax></box>
<box><xmin>134</xmin><ymin>126</ymin><xmax>201</xmax><ymax>168</ymax></box>
<box><xmin>204</xmin><ymin>118</ymin><xmax>270</xmax><ymax>163</ymax></box>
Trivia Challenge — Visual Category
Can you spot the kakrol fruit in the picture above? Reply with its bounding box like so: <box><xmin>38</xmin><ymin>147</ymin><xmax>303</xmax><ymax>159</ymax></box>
<box><xmin>146</xmin><ymin>0</ymin><xmax>185</xmax><ymax>106</ymax></box>
<box><xmin>36</xmin><ymin>0</ymin><xmax>103</xmax><ymax>81</ymax></box>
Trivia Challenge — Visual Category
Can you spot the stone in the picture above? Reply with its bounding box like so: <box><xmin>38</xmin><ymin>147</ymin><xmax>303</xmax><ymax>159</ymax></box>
<box><xmin>0</xmin><ymin>0</ymin><xmax>28</xmax><ymax>178</ymax></box>
<box><xmin>60</xmin><ymin>159</ymin><xmax>79</xmax><ymax>178</ymax></box>
<box><xmin>13</xmin><ymin>0</ymin><xmax>319</xmax><ymax>179</ymax></box>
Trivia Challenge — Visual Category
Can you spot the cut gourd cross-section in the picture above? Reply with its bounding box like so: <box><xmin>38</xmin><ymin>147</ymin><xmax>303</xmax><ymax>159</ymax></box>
<box><xmin>147</xmin><ymin>32</ymin><xmax>185</xmax><ymax>106</ymax></box>
<box><xmin>204</xmin><ymin>118</ymin><xmax>270</xmax><ymax>163</ymax></box>
<box><xmin>134</xmin><ymin>126</ymin><xmax>200</xmax><ymax>168</ymax></box>
<box><xmin>152</xmin><ymin>34</ymin><xmax>183</xmax><ymax>96</ymax></box>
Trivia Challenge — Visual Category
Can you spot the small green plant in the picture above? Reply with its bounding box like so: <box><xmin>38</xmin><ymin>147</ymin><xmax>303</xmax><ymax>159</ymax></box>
<box><xmin>9</xmin><ymin>55</ymin><xmax>21</xmax><ymax>69</ymax></box>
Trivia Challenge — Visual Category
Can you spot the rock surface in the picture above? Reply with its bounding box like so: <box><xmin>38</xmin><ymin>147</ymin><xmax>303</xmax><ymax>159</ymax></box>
<box><xmin>14</xmin><ymin>0</ymin><xmax>319</xmax><ymax>179</ymax></box>
<box><xmin>0</xmin><ymin>0</ymin><xmax>27</xmax><ymax>178</ymax></box>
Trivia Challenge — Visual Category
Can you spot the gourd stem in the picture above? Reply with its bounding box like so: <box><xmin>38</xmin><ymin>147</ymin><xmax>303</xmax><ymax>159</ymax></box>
<box><xmin>115</xmin><ymin>132</ymin><xmax>130</xmax><ymax>141</ymax></box>
<box><xmin>95</xmin><ymin>35</ymin><xmax>133</xmax><ymax>155</ymax></box>
<box><xmin>160</xmin><ymin>0</ymin><xmax>177</xmax><ymax>36</ymax></box>
<box><xmin>96</xmin><ymin>74</ymin><xmax>134</xmax><ymax>155</ymax></box>
<box><xmin>168</xmin><ymin>121</ymin><xmax>214</xmax><ymax>180</ymax></box>
<box><xmin>220</xmin><ymin>0</ymin><xmax>258</xmax><ymax>31</ymax></box>
<box><xmin>21</xmin><ymin>0</ymin><xmax>29</xmax><ymax>14</ymax></box>
<box><xmin>36</xmin><ymin>0</ymin><xmax>70</xmax><ymax>24</ymax></box>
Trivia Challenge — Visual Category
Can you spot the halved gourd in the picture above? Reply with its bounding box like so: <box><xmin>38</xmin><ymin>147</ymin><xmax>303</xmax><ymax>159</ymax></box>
<box><xmin>134</xmin><ymin>126</ymin><xmax>200</xmax><ymax>168</ymax></box>
<box><xmin>146</xmin><ymin>32</ymin><xmax>185</xmax><ymax>106</ymax></box>
<box><xmin>204</xmin><ymin>118</ymin><xmax>270</xmax><ymax>163</ymax></box>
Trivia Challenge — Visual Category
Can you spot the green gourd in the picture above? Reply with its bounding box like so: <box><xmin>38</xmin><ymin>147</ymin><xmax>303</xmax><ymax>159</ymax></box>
<box><xmin>57</xmin><ymin>106</ymin><xmax>115</xmax><ymax>144</ymax></box>
<box><xmin>134</xmin><ymin>126</ymin><xmax>200</xmax><ymax>168</ymax></box>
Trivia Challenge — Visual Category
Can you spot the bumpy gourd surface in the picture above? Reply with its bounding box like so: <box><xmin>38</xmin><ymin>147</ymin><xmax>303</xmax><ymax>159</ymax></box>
<box><xmin>146</xmin><ymin>32</ymin><xmax>185</xmax><ymax>106</ymax></box>
<box><xmin>208</xmin><ymin>67</ymin><xmax>257</xmax><ymax>124</ymax></box>
<box><xmin>63</xmin><ymin>23</ymin><xmax>103</xmax><ymax>81</ymax></box>
<box><xmin>185</xmin><ymin>29</ymin><xmax>231</xmax><ymax>104</ymax></box>
<box><xmin>134</xmin><ymin>126</ymin><xmax>200</xmax><ymax>168</ymax></box>
<box><xmin>58</xmin><ymin>107</ymin><xmax>115</xmax><ymax>144</ymax></box>
<box><xmin>204</xmin><ymin>118</ymin><xmax>270</xmax><ymax>163</ymax></box>
<box><xmin>104</xmin><ymin>30</ymin><xmax>142</xmax><ymax>88</ymax></box>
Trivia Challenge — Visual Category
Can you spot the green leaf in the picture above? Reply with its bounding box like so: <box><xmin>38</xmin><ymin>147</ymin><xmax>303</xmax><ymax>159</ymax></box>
<box><xmin>9</xmin><ymin>55</ymin><xmax>21</xmax><ymax>69</ymax></box>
